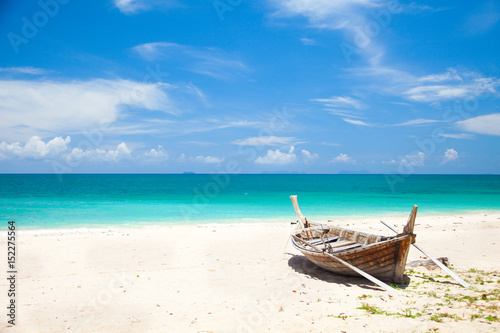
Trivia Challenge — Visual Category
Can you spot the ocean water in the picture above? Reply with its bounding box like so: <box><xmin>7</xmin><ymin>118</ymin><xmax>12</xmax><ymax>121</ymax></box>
<box><xmin>0</xmin><ymin>174</ymin><xmax>499</xmax><ymax>230</ymax></box>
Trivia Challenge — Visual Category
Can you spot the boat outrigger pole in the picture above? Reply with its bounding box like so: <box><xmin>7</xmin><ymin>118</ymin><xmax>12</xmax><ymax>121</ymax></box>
<box><xmin>380</xmin><ymin>220</ymin><xmax>470</xmax><ymax>288</ymax></box>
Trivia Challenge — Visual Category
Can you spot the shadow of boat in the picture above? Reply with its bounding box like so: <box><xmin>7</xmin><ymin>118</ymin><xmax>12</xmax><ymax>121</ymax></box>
<box><xmin>287</xmin><ymin>253</ymin><xmax>410</xmax><ymax>291</ymax></box>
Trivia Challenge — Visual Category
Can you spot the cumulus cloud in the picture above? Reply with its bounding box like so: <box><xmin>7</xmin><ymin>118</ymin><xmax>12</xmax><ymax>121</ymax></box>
<box><xmin>0</xmin><ymin>78</ymin><xmax>174</xmax><ymax>140</ymax></box>
<box><xmin>0</xmin><ymin>136</ymin><xmax>70</xmax><ymax>160</ymax></box>
<box><xmin>301</xmin><ymin>149</ymin><xmax>319</xmax><ymax>162</ymax></box>
<box><xmin>401</xmin><ymin>152</ymin><xmax>426</xmax><ymax>167</ymax></box>
<box><xmin>66</xmin><ymin>143</ymin><xmax>132</xmax><ymax>163</ymax></box>
<box><xmin>330</xmin><ymin>153</ymin><xmax>355</xmax><ymax>163</ymax></box>
<box><xmin>457</xmin><ymin>113</ymin><xmax>500</xmax><ymax>136</ymax></box>
<box><xmin>255</xmin><ymin>146</ymin><xmax>297</xmax><ymax>164</ymax></box>
<box><xmin>232</xmin><ymin>136</ymin><xmax>295</xmax><ymax>146</ymax></box>
<box><xmin>143</xmin><ymin>145</ymin><xmax>169</xmax><ymax>161</ymax></box>
<box><xmin>442</xmin><ymin>148</ymin><xmax>458</xmax><ymax>164</ymax></box>
<box><xmin>193</xmin><ymin>155</ymin><xmax>224</xmax><ymax>164</ymax></box>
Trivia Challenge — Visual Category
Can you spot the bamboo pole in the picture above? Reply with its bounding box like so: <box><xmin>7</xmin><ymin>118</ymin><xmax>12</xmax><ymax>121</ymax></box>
<box><xmin>380</xmin><ymin>220</ymin><xmax>470</xmax><ymax>288</ymax></box>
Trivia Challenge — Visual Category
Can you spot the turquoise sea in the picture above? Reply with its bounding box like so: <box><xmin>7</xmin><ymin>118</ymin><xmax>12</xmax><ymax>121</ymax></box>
<box><xmin>1</xmin><ymin>174</ymin><xmax>499</xmax><ymax>230</ymax></box>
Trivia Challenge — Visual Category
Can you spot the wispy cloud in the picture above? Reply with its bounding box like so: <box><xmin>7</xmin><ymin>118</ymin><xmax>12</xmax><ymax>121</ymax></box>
<box><xmin>311</xmin><ymin>96</ymin><xmax>366</xmax><ymax>110</ymax></box>
<box><xmin>438</xmin><ymin>133</ymin><xmax>474</xmax><ymax>140</ymax></box>
<box><xmin>114</xmin><ymin>0</ymin><xmax>179</xmax><ymax>14</ymax></box>
<box><xmin>343</xmin><ymin>118</ymin><xmax>374</xmax><ymax>126</ymax></box>
<box><xmin>133</xmin><ymin>42</ymin><xmax>251</xmax><ymax>80</ymax></box>
<box><xmin>457</xmin><ymin>113</ymin><xmax>500</xmax><ymax>136</ymax></box>
<box><xmin>232</xmin><ymin>136</ymin><xmax>295</xmax><ymax>146</ymax></box>
<box><xmin>300</xmin><ymin>38</ymin><xmax>316</xmax><ymax>45</ymax></box>
<box><xmin>347</xmin><ymin>66</ymin><xmax>500</xmax><ymax>104</ymax></box>
<box><xmin>269</xmin><ymin>0</ymin><xmax>386</xmax><ymax>30</ymax></box>
<box><xmin>0</xmin><ymin>78</ymin><xmax>174</xmax><ymax>141</ymax></box>
<box><xmin>0</xmin><ymin>67</ymin><xmax>47</xmax><ymax>75</ymax></box>
<box><xmin>393</xmin><ymin>119</ymin><xmax>445</xmax><ymax>126</ymax></box>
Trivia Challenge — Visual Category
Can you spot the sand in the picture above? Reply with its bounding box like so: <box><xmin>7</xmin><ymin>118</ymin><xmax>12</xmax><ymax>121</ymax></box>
<box><xmin>1</xmin><ymin>212</ymin><xmax>500</xmax><ymax>332</ymax></box>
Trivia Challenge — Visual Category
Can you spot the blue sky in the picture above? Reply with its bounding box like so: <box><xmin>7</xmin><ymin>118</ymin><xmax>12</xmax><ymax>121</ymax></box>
<box><xmin>0</xmin><ymin>0</ymin><xmax>499</xmax><ymax>174</ymax></box>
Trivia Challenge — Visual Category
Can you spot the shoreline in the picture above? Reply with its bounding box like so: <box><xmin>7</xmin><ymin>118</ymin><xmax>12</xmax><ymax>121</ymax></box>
<box><xmin>6</xmin><ymin>210</ymin><xmax>500</xmax><ymax>234</ymax></box>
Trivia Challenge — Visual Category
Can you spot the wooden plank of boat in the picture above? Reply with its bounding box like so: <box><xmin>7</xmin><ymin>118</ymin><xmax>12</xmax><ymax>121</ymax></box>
<box><xmin>292</xmin><ymin>234</ymin><xmax>397</xmax><ymax>292</ymax></box>
<box><xmin>309</xmin><ymin>236</ymin><xmax>340</xmax><ymax>246</ymax></box>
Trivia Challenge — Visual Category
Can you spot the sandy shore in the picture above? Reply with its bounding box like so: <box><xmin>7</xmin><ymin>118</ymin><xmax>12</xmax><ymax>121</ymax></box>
<box><xmin>2</xmin><ymin>213</ymin><xmax>500</xmax><ymax>332</ymax></box>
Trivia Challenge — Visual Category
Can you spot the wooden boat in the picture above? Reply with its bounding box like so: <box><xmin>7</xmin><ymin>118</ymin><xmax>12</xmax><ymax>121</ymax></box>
<box><xmin>290</xmin><ymin>195</ymin><xmax>416</xmax><ymax>284</ymax></box>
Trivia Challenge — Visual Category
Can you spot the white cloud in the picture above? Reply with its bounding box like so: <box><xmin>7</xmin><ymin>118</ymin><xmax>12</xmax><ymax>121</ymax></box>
<box><xmin>442</xmin><ymin>148</ymin><xmax>458</xmax><ymax>163</ymax></box>
<box><xmin>114</xmin><ymin>0</ymin><xmax>177</xmax><ymax>14</ymax></box>
<box><xmin>438</xmin><ymin>133</ymin><xmax>474</xmax><ymax>139</ymax></box>
<box><xmin>330</xmin><ymin>153</ymin><xmax>355</xmax><ymax>163</ymax></box>
<box><xmin>255</xmin><ymin>146</ymin><xmax>297</xmax><ymax>164</ymax></box>
<box><xmin>301</xmin><ymin>149</ymin><xmax>319</xmax><ymax>162</ymax></box>
<box><xmin>133</xmin><ymin>42</ymin><xmax>250</xmax><ymax>80</ymax></box>
<box><xmin>324</xmin><ymin>109</ymin><xmax>364</xmax><ymax>118</ymax></box>
<box><xmin>143</xmin><ymin>145</ymin><xmax>169</xmax><ymax>161</ymax></box>
<box><xmin>0</xmin><ymin>136</ymin><xmax>70</xmax><ymax>160</ymax></box>
<box><xmin>401</xmin><ymin>152</ymin><xmax>426</xmax><ymax>167</ymax></box>
<box><xmin>343</xmin><ymin>118</ymin><xmax>374</xmax><ymax>126</ymax></box>
<box><xmin>193</xmin><ymin>155</ymin><xmax>224</xmax><ymax>164</ymax></box>
<box><xmin>405</xmin><ymin>85</ymin><xmax>471</xmax><ymax>102</ymax></box>
<box><xmin>0</xmin><ymin>79</ymin><xmax>173</xmax><ymax>140</ymax></box>
<box><xmin>270</xmin><ymin>0</ymin><xmax>386</xmax><ymax>30</ymax></box>
<box><xmin>393</xmin><ymin>119</ymin><xmax>445</xmax><ymax>126</ymax></box>
<box><xmin>405</xmin><ymin>75</ymin><xmax>499</xmax><ymax>103</ymax></box>
<box><xmin>66</xmin><ymin>143</ymin><xmax>132</xmax><ymax>163</ymax></box>
<box><xmin>347</xmin><ymin>66</ymin><xmax>500</xmax><ymax>105</ymax></box>
<box><xmin>232</xmin><ymin>136</ymin><xmax>295</xmax><ymax>146</ymax></box>
<box><xmin>300</xmin><ymin>38</ymin><xmax>316</xmax><ymax>45</ymax></box>
<box><xmin>0</xmin><ymin>67</ymin><xmax>47</xmax><ymax>75</ymax></box>
<box><xmin>418</xmin><ymin>68</ymin><xmax>462</xmax><ymax>83</ymax></box>
<box><xmin>457</xmin><ymin>113</ymin><xmax>500</xmax><ymax>136</ymax></box>
<box><xmin>311</xmin><ymin>96</ymin><xmax>366</xmax><ymax>110</ymax></box>
<box><xmin>0</xmin><ymin>136</ymin><xmax>134</xmax><ymax>163</ymax></box>
<box><xmin>269</xmin><ymin>0</ymin><xmax>391</xmax><ymax>64</ymax></box>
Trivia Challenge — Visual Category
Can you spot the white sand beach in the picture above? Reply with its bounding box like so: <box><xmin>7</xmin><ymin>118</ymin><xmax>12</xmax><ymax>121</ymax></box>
<box><xmin>2</xmin><ymin>213</ymin><xmax>500</xmax><ymax>332</ymax></box>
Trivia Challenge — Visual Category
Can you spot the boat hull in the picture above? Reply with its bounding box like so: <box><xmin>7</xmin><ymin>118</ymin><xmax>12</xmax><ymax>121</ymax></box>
<box><xmin>292</xmin><ymin>233</ymin><xmax>414</xmax><ymax>283</ymax></box>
